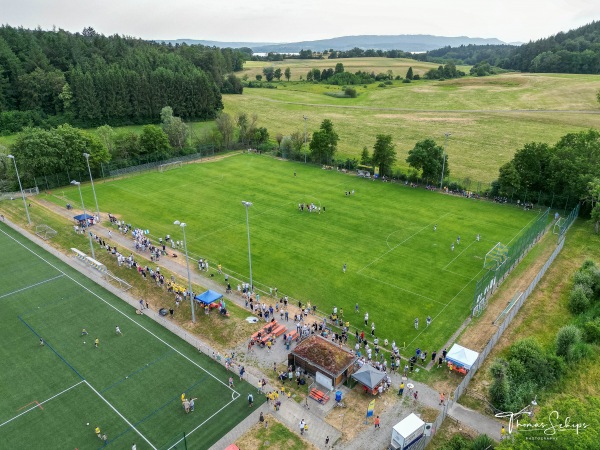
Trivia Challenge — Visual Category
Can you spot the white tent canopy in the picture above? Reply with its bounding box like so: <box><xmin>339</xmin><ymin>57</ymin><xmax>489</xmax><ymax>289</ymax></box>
<box><xmin>446</xmin><ymin>344</ymin><xmax>479</xmax><ymax>370</ymax></box>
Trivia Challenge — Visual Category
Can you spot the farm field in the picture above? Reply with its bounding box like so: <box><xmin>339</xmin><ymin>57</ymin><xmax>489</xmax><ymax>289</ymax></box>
<box><xmin>0</xmin><ymin>222</ymin><xmax>262</xmax><ymax>450</ymax></box>
<box><xmin>224</xmin><ymin>60</ymin><xmax>600</xmax><ymax>181</ymax></box>
<box><xmin>43</xmin><ymin>154</ymin><xmax>544</xmax><ymax>353</ymax></box>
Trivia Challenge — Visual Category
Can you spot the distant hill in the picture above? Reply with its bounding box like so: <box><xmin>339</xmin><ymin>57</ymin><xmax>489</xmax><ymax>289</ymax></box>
<box><xmin>161</xmin><ymin>34</ymin><xmax>506</xmax><ymax>53</ymax></box>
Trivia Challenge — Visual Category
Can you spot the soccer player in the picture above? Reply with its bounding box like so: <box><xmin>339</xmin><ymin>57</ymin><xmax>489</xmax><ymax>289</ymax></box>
<box><xmin>414</xmin><ymin>317</ymin><xmax>419</xmax><ymax>330</ymax></box>
<box><xmin>94</xmin><ymin>338</ymin><xmax>99</xmax><ymax>348</ymax></box>
<box><xmin>433</xmin><ymin>224</ymin><xmax>437</xmax><ymax>231</ymax></box>
<box><xmin>364</xmin><ymin>312</ymin><xmax>369</xmax><ymax>326</ymax></box>
<box><xmin>342</xmin><ymin>263</ymin><xmax>347</xmax><ymax>273</ymax></box>
<box><xmin>95</xmin><ymin>426</ymin><xmax>102</xmax><ymax>439</ymax></box>
<box><xmin>115</xmin><ymin>325</ymin><xmax>122</xmax><ymax>335</ymax></box>
<box><xmin>426</xmin><ymin>316</ymin><xmax>432</xmax><ymax>327</ymax></box>
<box><xmin>457</xmin><ymin>235</ymin><xmax>461</xmax><ymax>245</ymax></box>
<box><xmin>81</xmin><ymin>328</ymin><xmax>88</xmax><ymax>336</ymax></box>
<box><xmin>476</xmin><ymin>233</ymin><xmax>480</xmax><ymax>242</ymax></box>
<box><xmin>39</xmin><ymin>338</ymin><xmax>44</xmax><ymax>346</ymax></box>
<box><xmin>451</xmin><ymin>243</ymin><xmax>455</xmax><ymax>251</ymax></box>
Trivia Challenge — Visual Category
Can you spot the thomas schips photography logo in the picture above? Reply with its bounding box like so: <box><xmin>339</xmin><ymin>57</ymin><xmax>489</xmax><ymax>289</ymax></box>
<box><xmin>495</xmin><ymin>409</ymin><xmax>589</xmax><ymax>440</ymax></box>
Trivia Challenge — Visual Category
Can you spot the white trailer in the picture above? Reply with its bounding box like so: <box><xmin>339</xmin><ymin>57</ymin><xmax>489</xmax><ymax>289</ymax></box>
<box><xmin>390</xmin><ymin>413</ymin><xmax>425</xmax><ymax>450</ymax></box>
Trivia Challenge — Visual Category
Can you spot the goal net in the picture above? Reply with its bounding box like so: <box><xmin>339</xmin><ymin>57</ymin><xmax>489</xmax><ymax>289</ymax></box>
<box><xmin>158</xmin><ymin>161</ymin><xmax>183</xmax><ymax>172</ymax></box>
<box><xmin>35</xmin><ymin>224</ymin><xmax>57</xmax><ymax>240</ymax></box>
<box><xmin>484</xmin><ymin>242</ymin><xmax>509</xmax><ymax>271</ymax></box>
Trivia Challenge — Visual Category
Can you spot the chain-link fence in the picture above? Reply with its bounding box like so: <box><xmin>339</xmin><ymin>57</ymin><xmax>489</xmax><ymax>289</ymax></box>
<box><xmin>472</xmin><ymin>208</ymin><xmax>550</xmax><ymax>316</ymax></box>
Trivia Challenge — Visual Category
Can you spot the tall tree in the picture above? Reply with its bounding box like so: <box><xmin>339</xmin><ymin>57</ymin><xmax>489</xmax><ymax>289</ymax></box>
<box><xmin>371</xmin><ymin>134</ymin><xmax>396</xmax><ymax>176</ymax></box>
<box><xmin>587</xmin><ymin>179</ymin><xmax>600</xmax><ymax>234</ymax></box>
<box><xmin>284</xmin><ymin>67</ymin><xmax>291</xmax><ymax>81</ymax></box>
<box><xmin>309</xmin><ymin>119</ymin><xmax>338</xmax><ymax>164</ymax></box>
<box><xmin>139</xmin><ymin>125</ymin><xmax>171</xmax><ymax>160</ymax></box>
<box><xmin>262</xmin><ymin>67</ymin><xmax>274</xmax><ymax>82</ymax></box>
<box><xmin>215</xmin><ymin>112</ymin><xmax>234</xmax><ymax>149</ymax></box>
<box><xmin>161</xmin><ymin>106</ymin><xmax>188</xmax><ymax>150</ymax></box>
<box><xmin>406</xmin><ymin>138</ymin><xmax>447</xmax><ymax>182</ymax></box>
<box><xmin>406</xmin><ymin>67</ymin><xmax>414</xmax><ymax>80</ymax></box>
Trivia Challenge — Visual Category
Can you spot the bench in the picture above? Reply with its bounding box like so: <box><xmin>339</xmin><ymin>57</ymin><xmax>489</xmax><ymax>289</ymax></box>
<box><xmin>259</xmin><ymin>324</ymin><xmax>287</xmax><ymax>346</ymax></box>
<box><xmin>288</xmin><ymin>330</ymin><xmax>299</xmax><ymax>341</ymax></box>
<box><xmin>251</xmin><ymin>324</ymin><xmax>271</xmax><ymax>341</ymax></box>
<box><xmin>309</xmin><ymin>388</ymin><xmax>330</xmax><ymax>404</ymax></box>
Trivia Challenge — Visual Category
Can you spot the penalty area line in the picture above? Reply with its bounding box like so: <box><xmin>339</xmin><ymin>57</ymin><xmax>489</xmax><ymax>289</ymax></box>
<box><xmin>0</xmin><ymin>381</ymin><xmax>85</xmax><ymax>429</ymax></box>
<box><xmin>84</xmin><ymin>380</ymin><xmax>157</xmax><ymax>450</ymax></box>
<box><xmin>0</xmin><ymin>274</ymin><xmax>64</xmax><ymax>300</ymax></box>
<box><xmin>168</xmin><ymin>395</ymin><xmax>239</xmax><ymax>450</ymax></box>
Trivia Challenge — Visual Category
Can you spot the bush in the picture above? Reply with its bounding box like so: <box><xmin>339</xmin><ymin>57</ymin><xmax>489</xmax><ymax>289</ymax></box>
<box><xmin>413</xmin><ymin>74</ymin><xmax>421</xmax><ymax>80</ymax></box>
<box><xmin>402</xmin><ymin>78</ymin><xmax>411</xmax><ymax>83</ymax></box>
<box><xmin>438</xmin><ymin>434</ymin><xmax>470</xmax><ymax>450</ymax></box>
<box><xmin>583</xmin><ymin>318</ymin><xmax>600</xmax><ymax>343</ymax></box>
<box><xmin>556</xmin><ymin>325</ymin><xmax>582</xmax><ymax>359</ymax></box>
<box><xmin>344</xmin><ymin>87</ymin><xmax>357</xmax><ymax>98</ymax></box>
<box><xmin>378</xmin><ymin>83</ymin><xmax>386</xmax><ymax>87</ymax></box>
<box><xmin>569</xmin><ymin>341</ymin><xmax>593</xmax><ymax>362</ymax></box>
<box><xmin>573</xmin><ymin>270</ymin><xmax>594</xmax><ymax>290</ymax></box>
<box><xmin>471</xmin><ymin>434</ymin><xmax>496</xmax><ymax>450</ymax></box>
<box><xmin>384</xmin><ymin>80</ymin><xmax>392</xmax><ymax>85</ymax></box>
<box><xmin>569</xmin><ymin>285</ymin><xmax>591</xmax><ymax>314</ymax></box>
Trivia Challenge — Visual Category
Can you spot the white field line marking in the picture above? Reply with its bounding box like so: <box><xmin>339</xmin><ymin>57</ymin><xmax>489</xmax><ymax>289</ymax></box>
<box><xmin>167</xmin><ymin>395</ymin><xmax>239</xmax><ymax>450</ymax></box>
<box><xmin>84</xmin><ymin>380</ymin><xmax>157</xmax><ymax>450</ymax></box>
<box><xmin>506</xmin><ymin>209</ymin><xmax>543</xmax><ymax>246</ymax></box>
<box><xmin>0</xmin><ymin>275</ymin><xmax>64</xmax><ymax>300</ymax></box>
<box><xmin>406</xmin><ymin>268</ymin><xmax>485</xmax><ymax>348</ymax></box>
<box><xmin>442</xmin><ymin>240</ymin><xmax>477</xmax><ymax>270</ymax></box>
<box><xmin>356</xmin><ymin>272</ymin><xmax>444</xmax><ymax>305</ymax></box>
<box><xmin>441</xmin><ymin>269</ymin><xmax>473</xmax><ymax>281</ymax></box>
<box><xmin>357</xmin><ymin>213</ymin><xmax>452</xmax><ymax>275</ymax></box>
<box><xmin>0</xmin><ymin>381</ymin><xmax>85</xmax><ymax>428</ymax></box>
<box><xmin>0</xmin><ymin>229</ymin><xmax>239</xmax><ymax>395</ymax></box>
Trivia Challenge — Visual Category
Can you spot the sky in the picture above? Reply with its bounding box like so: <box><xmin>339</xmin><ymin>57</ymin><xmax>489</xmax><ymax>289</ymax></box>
<box><xmin>2</xmin><ymin>0</ymin><xmax>599</xmax><ymax>44</ymax></box>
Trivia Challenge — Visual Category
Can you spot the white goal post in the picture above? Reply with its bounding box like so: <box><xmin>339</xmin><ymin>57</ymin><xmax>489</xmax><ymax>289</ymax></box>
<box><xmin>36</xmin><ymin>224</ymin><xmax>57</xmax><ymax>240</ymax></box>
<box><xmin>158</xmin><ymin>161</ymin><xmax>183</xmax><ymax>172</ymax></box>
<box><xmin>484</xmin><ymin>242</ymin><xmax>509</xmax><ymax>271</ymax></box>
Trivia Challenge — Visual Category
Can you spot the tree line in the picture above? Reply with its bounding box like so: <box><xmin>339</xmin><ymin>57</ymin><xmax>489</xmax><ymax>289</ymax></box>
<box><xmin>0</xmin><ymin>25</ymin><xmax>249</xmax><ymax>132</ymax></box>
<box><xmin>415</xmin><ymin>20</ymin><xmax>600</xmax><ymax>74</ymax></box>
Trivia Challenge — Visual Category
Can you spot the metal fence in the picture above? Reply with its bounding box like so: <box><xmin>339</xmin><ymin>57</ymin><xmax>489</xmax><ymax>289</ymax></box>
<box><xmin>472</xmin><ymin>208</ymin><xmax>549</xmax><ymax>316</ymax></box>
<box><xmin>421</xmin><ymin>213</ymin><xmax>576</xmax><ymax>447</ymax></box>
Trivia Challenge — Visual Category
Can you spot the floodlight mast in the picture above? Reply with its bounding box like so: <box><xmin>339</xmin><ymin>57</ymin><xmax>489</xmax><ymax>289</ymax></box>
<box><xmin>5</xmin><ymin>154</ymin><xmax>31</xmax><ymax>224</ymax></box>
<box><xmin>83</xmin><ymin>152</ymin><xmax>100</xmax><ymax>221</ymax></box>
<box><xmin>242</xmin><ymin>201</ymin><xmax>253</xmax><ymax>291</ymax></box>
<box><xmin>71</xmin><ymin>180</ymin><xmax>95</xmax><ymax>259</ymax></box>
<box><xmin>174</xmin><ymin>220</ymin><xmax>196</xmax><ymax>323</ymax></box>
<box><xmin>303</xmin><ymin>115</ymin><xmax>308</xmax><ymax>164</ymax></box>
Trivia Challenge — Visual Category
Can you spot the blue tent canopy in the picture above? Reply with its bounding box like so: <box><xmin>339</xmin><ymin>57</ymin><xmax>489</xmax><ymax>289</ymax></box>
<box><xmin>194</xmin><ymin>290</ymin><xmax>223</xmax><ymax>305</ymax></box>
<box><xmin>74</xmin><ymin>213</ymin><xmax>94</xmax><ymax>221</ymax></box>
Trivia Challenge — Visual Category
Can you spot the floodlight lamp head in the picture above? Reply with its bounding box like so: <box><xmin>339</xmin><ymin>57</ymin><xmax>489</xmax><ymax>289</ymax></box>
<box><xmin>83</xmin><ymin>152</ymin><xmax>90</xmax><ymax>159</ymax></box>
<box><xmin>71</xmin><ymin>180</ymin><xmax>80</xmax><ymax>185</ymax></box>
<box><xmin>173</xmin><ymin>220</ymin><xmax>181</xmax><ymax>225</ymax></box>
<box><xmin>242</xmin><ymin>201</ymin><xmax>253</xmax><ymax>207</ymax></box>
<box><xmin>7</xmin><ymin>154</ymin><xmax>15</xmax><ymax>159</ymax></box>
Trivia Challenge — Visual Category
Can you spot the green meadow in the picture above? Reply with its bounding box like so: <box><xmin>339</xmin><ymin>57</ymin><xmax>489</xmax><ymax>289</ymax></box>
<box><xmin>43</xmin><ymin>154</ymin><xmax>542</xmax><ymax>353</ymax></box>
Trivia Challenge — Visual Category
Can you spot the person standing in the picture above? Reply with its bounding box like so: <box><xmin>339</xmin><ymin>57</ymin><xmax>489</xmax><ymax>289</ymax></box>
<box><xmin>343</xmin><ymin>263</ymin><xmax>347</xmax><ymax>273</ymax></box>
<box><xmin>371</xmin><ymin>322</ymin><xmax>376</xmax><ymax>336</ymax></box>
<box><xmin>325</xmin><ymin>436</ymin><xmax>330</xmax><ymax>447</ymax></box>
<box><xmin>94</xmin><ymin>338</ymin><xmax>99</xmax><ymax>348</ymax></box>
<box><xmin>39</xmin><ymin>338</ymin><xmax>44</xmax><ymax>347</ymax></box>
<box><xmin>364</xmin><ymin>312</ymin><xmax>369</xmax><ymax>326</ymax></box>
<box><xmin>426</xmin><ymin>316</ymin><xmax>431</xmax><ymax>327</ymax></box>
<box><xmin>414</xmin><ymin>317</ymin><xmax>419</xmax><ymax>330</ymax></box>
<box><xmin>190</xmin><ymin>398</ymin><xmax>196</xmax><ymax>412</ymax></box>
<box><xmin>398</xmin><ymin>382</ymin><xmax>405</xmax><ymax>396</ymax></box>
<box><xmin>501</xmin><ymin>425</ymin><xmax>506</xmax><ymax>440</ymax></box>
<box><xmin>248</xmin><ymin>393</ymin><xmax>254</xmax><ymax>407</ymax></box>
<box><xmin>115</xmin><ymin>325</ymin><xmax>122</xmax><ymax>336</ymax></box>
<box><xmin>374</xmin><ymin>415</ymin><xmax>381</xmax><ymax>430</ymax></box>
<box><xmin>355</xmin><ymin>303</ymin><xmax>359</xmax><ymax>313</ymax></box>
<box><xmin>229</xmin><ymin>377</ymin><xmax>234</xmax><ymax>388</ymax></box>
<box><xmin>442</xmin><ymin>348</ymin><xmax>448</xmax><ymax>361</ymax></box>
<box><xmin>439</xmin><ymin>392</ymin><xmax>445</xmax><ymax>405</ymax></box>
<box><xmin>432</xmin><ymin>350</ymin><xmax>437</xmax><ymax>362</ymax></box>
<box><xmin>300</xmin><ymin>419</ymin><xmax>305</xmax><ymax>435</ymax></box>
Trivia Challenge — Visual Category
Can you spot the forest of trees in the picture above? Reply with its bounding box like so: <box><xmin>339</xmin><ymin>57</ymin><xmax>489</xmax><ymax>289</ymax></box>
<box><xmin>416</xmin><ymin>21</ymin><xmax>600</xmax><ymax>74</ymax></box>
<box><xmin>0</xmin><ymin>26</ymin><xmax>248</xmax><ymax>132</ymax></box>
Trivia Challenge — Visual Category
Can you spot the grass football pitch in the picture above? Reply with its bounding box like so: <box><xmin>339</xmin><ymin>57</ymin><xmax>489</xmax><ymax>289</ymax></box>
<box><xmin>47</xmin><ymin>154</ymin><xmax>544</xmax><ymax>353</ymax></box>
<box><xmin>0</xmin><ymin>223</ymin><xmax>262</xmax><ymax>450</ymax></box>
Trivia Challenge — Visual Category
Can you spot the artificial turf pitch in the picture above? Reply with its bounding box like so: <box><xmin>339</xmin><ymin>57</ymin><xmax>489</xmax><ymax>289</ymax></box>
<box><xmin>47</xmin><ymin>153</ymin><xmax>542</xmax><ymax>353</ymax></box>
<box><xmin>0</xmin><ymin>223</ymin><xmax>262</xmax><ymax>450</ymax></box>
